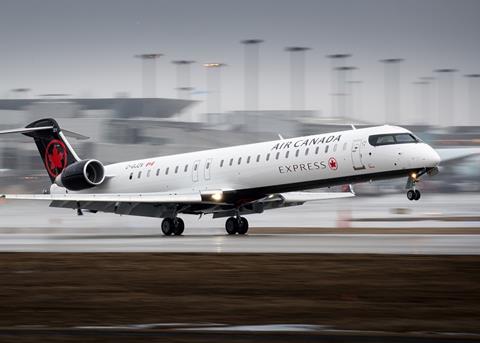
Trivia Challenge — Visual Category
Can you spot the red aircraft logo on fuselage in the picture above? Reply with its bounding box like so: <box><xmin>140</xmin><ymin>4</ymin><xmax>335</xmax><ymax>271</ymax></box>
<box><xmin>328</xmin><ymin>157</ymin><xmax>338</xmax><ymax>170</ymax></box>
<box><xmin>45</xmin><ymin>139</ymin><xmax>68</xmax><ymax>177</ymax></box>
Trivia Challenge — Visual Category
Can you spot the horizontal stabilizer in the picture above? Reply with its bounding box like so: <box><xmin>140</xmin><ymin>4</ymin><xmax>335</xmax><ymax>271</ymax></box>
<box><xmin>0</xmin><ymin>125</ymin><xmax>89</xmax><ymax>140</ymax></box>
<box><xmin>0</xmin><ymin>126</ymin><xmax>54</xmax><ymax>135</ymax></box>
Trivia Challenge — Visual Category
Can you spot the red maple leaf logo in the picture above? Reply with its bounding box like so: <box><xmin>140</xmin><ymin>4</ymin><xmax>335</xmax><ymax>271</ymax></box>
<box><xmin>44</xmin><ymin>140</ymin><xmax>68</xmax><ymax>177</ymax></box>
<box><xmin>328</xmin><ymin>157</ymin><xmax>338</xmax><ymax>170</ymax></box>
<box><xmin>48</xmin><ymin>145</ymin><xmax>64</xmax><ymax>170</ymax></box>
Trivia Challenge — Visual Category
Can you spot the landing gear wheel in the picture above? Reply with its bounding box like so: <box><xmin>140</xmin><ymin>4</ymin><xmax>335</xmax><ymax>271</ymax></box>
<box><xmin>225</xmin><ymin>217</ymin><xmax>238</xmax><ymax>235</ymax></box>
<box><xmin>161</xmin><ymin>218</ymin><xmax>174</xmax><ymax>236</ymax></box>
<box><xmin>414</xmin><ymin>189</ymin><xmax>421</xmax><ymax>201</ymax></box>
<box><xmin>237</xmin><ymin>217</ymin><xmax>249</xmax><ymax>235</ymax></box>
<box><xmin>407</xmin><ymin>190</ymin><xmax>415</xmax><ymax>201</ymax></box>
<box><xmin>173</xmin><ymin>218</ymin><xmax>185</xmax><ymax>236</ymax></box>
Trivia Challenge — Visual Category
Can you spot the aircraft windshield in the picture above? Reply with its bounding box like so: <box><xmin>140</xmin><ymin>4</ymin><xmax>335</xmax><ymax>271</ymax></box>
<box><xmin>369</xmin><ymin>133</ymin><xmax>420</xmax><ymax>146</ymax></box>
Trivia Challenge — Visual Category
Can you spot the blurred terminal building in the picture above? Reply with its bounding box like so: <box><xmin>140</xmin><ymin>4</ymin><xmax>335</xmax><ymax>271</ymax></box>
<box><xmin>0</xmin><ymin>97</ymin><xmax>479</xmax><ymax>193</ymax></box>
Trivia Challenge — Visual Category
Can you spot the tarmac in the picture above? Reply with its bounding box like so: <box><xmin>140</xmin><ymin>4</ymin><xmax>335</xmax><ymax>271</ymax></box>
<box><xmin>0</xmin><ymin>193</ymin><xmax>479</xmax><ymax>254</ymax></box>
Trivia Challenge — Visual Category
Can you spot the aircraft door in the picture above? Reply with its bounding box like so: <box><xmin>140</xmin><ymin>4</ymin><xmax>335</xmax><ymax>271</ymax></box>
<box><xmin>351</xmin><ymin>139</ymin><xmax>366</xmax><ymax>170</ymax></box>
<box><xmin>204</xmin><ymin>158</ymin><xmax>212</xmax><ymax>180</ymax></box>
<box><xmin>192</xmin><ymin>160</ymin><xmax>200</xmax><ymax>182</ymax></box>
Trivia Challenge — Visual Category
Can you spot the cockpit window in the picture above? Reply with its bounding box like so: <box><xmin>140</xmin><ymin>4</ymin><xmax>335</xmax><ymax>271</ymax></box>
<box><xmin>369</xmin><ymin>133</ymin><xmax>419</xmax><ymax>146</ymax></box>
<box><xmin>394</xmin><ymin>133</ymin><xmax>417</xmax><ymax>143</ymax></box>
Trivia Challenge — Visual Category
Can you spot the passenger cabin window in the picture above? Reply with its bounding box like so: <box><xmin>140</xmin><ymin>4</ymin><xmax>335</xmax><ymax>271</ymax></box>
<box><xmin>315</xmin><ymin>146</ymin><xmax>319</xmax><ymax>154</ymax></box>
<box><xmin>220</xmin><ymin>159</ymin><xmax>224</xmax><ymax>167</ymax></box>
<box><xmin>275</xmin><ymin>152</ymin><xmax>280</xmax><ymax>160</ymax></box>
<box><xmin>229</xmin><ymin>158</ymin><xmax>233</xmax><ymax>166</ymax></box>
<box><xmin>247</xmin><ymin>156</ymin><xmax>251</xmax><ymax>164</ymax></box>
<box><xmin>266</xmin><ymin>153</ymin><xmax>270</xmax><ymax>161</ymax></box>
<box><xmin>129</xmin><ymin>172</ymin><xmax>133</xmax><ymax>180</ymax></box>
<box><xmin>165</xmin><ymin>167</ymin><xmax>169</xmax><ymax>175</ymax></box>
<box><xmin>175</xmin><ymin>166</ymin><xmax>179</xmax><ymax>174</ymax></box>
<box><xmin>206</xmin><ymin>162</ymin><xmax>210</xmax><ymax>169</ymax></box>
<box><xmin>285</xmin><ymin>151</ymin><xmax>290</xmax><ymax>158</ymax></box>
<box><xmin>184</xmin><ymin>165</ymin><xmax>188</xmax><ymax>172</ymax></box>
<box><xmin>325</xmin><ymin>145</ymin><xmax>329</xmax><ymax>153</ymax></box>
<box><xmin>333</xmin><ymin>144</ymin><xmax>337</xmax><ymax>152</ymax></box>
<box><xmin>305</xmin><ymin>148</ymin><xmax>309</xmax><ymax>156</ymax></box>
<box><xmin>147</xmin><ymin>170</ymin><xmax>151</xmax><ymax>177</ymax></box>
<box><xmin>369</xmin><ymin>133</ymin><xmax>419</xmax><ymax>146</ymax></box>
<box><xmin>138</xmin><ymin>171</ymin><xmax>142</xmax><ymax>179</ymax></box>
<box><xmin>256</xmin><ymin>154</ymin><xmax>261</xmax><ymax>162</ymax></box>
<box><xmin>295</xmin><ymin>149</ymin><xmax>299</xmax><ymax>157</ymax></box>
<box><xmin>238</xmin><ymin>157</ymin><xmax>242</xmax><ymax>165</ymax></box>
<box><xmin>156</xmin><ymin>168</ymin><xmax>160</xmax><ymax>176</ymax></box>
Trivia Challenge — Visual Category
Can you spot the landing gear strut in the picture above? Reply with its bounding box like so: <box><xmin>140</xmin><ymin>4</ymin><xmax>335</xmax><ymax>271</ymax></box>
<box><xmin>161</xmin><ymin>217</ymin><xmax>185</xmax><ymax>236</ymax></box>
<box><xmin>225</xmin><ymin>216</ymin><xmax>249</xmax><ymax>235</ymax></box>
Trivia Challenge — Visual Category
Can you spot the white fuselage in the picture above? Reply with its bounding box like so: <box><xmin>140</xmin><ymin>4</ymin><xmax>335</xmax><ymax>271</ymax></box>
<box><xmin>51</xmin><ymin>125</ymin><xmax>440</xmax><ymax>197</ymax></box>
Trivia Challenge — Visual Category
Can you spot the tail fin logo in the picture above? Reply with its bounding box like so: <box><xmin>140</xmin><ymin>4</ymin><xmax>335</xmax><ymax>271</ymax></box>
<box><xmin>45</xmin><ymin>139</ymin><xmax>68</xmax><ymax>177</ymax></box>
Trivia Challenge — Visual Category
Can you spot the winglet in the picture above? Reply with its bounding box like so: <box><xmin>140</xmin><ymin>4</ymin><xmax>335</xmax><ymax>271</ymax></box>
<box><xmin>350</xmin><ymin>124</ymin><xmax>356</xmax><ymax>130</ymax></box>
<box><xmin>348</xmin><ymin>184</ymin><xmax>355</xmax><ymax>195</ymax></box>
<box><xmin>278</xmin><ymin>134</ymin><xmax>285</xmax><ymax>140</ymax></box>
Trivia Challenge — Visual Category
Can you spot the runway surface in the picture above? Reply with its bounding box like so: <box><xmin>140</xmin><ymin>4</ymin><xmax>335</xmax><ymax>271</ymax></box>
<box><xmin>1</xmin><ymin>193</ymin><xmax>479</xmax><ymax>254</ymax></box>
<box><xmin>1</xmin><ymin>232</ymin><xmax>479</xmax><ymax>254</ymax></box>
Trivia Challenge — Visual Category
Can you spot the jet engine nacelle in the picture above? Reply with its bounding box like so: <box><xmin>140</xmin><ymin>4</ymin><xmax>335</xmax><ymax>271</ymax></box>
<box><xmin>55</xmin><ymin>159</ymin><xmax>105</xmax><ymax>191</ymax></box>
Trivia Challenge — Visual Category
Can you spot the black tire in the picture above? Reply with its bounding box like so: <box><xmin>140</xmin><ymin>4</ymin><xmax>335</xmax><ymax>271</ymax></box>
<box><xmin>225</xmin><ymin>217</ymin><xmax>238</xmax><ymax>235</ymax></box>
<box><xmin>414</xmin><ymin>189</ymin><xmax>421</xmax><ymax>201</ymax></box>
<box><xmin>407</xmin><ymin>190</ymin><xmax>415</xmax><ymax>201</ymax></box>
<box><xmin>237</xmin><ymin>217</ymin><xmax>249</xmax><ymax>235</ymax></box>
<box><xmin>161</xmin><ymin>218</ymin><xmax>174</xmax><ymax>236</ymax></box>
<box><xmin>173</xmin><ymin>218</ymin><xmax>185</xmax><ymax>236</ymax></box>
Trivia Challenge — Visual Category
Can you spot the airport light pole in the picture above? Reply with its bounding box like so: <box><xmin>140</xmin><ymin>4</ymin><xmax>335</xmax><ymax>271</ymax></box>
<box><xmin>172</xmin><ymin>60</ymin><xmax>195</xmax><ymax>99</ymax></box>
<box><xmin>434</xmin><ymin>69</ymin><xmax>457</xmax><ymax>126</ymax></box>
<box><xmin>380</xmin><ymin>58</ymin><xmax>404</xmax><ymax>124</ymax></box>
<box><xmin>10</xmin><ymin>88</ymin><xmax>31</xmax><ymax>99</ymax></box>
<box><xmin>135</xmin><ymin>53</ymin><xmax>163</xmax><ymax>98</ymax></box>
<box><xmin>326</xmin><ymin>54</ymin><xmax>352</xmax><ymax>117</ymax></box>
<box><xmin>412</xmin><ymin>81</ymin><xmax>430</xmax><ymax>125</ymax></box>
<box><xmin>333</xmin><ymin>66</ymin><xmax>356</xmax><ymax>119</ymax></box>
<box><xmin>348</xmin><ymin>80</ymin><xmax>363</xmax><ymax>122</ymax></box>
<box><xmin>465</xmin><ymin>74</ymin><xmax>480</xmax><ymax>126</ymax></box>
<box><xmin>204</xmin><ymin>63</ymin><xmax>227</xmax><ymax>116</ymax></box>
<box><xmin>241</xmin><ymin>39</ymin><xmax>264</xmax><ymax>112</ymax></box>
<box><xmin>285</xmin><ymin>46</ymin><xmax>311</xmax><ymax>111</ymax></box>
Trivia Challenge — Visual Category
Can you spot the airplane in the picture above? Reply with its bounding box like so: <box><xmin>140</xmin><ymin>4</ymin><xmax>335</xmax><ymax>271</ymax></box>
<box><xmin>0</xmin><ymin>118</ymin><xmax>441</xmax><ymax>236</ymax></box>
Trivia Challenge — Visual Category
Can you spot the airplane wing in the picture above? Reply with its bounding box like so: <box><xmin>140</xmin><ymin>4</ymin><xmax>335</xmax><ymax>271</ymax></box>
<box><xmin>212</xmin><ymin>188</ymin><xmax>355</xmax><ymax>219</ymax></box>
<box><xmin>436</xmin><ymin>148</ymin><xmax>480</xmax><ymax>164</ymax></box>
<box><xmin>278</xmin><ymin>190</ymin><xmax>355</xmax><ymax>202</ymax></box>
<box><xmin>1</xmin><ymin>188</ymin><xmax>354</xmax><ymax>219</ymax></box>
<box><xmin>0</xmin><ymin>192</ymin><xmax>204</xmax><ymax>218</ymax></box>
<box><xmin>1</xmin><ymin>192</ymin><xmax>202</xmax><ymax>203</ymax></box>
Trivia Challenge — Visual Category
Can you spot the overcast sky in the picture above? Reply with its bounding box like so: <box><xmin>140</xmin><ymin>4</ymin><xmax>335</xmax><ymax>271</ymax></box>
<box><xmin>1</xmin><ymin>0</ymin><xmax>479</xmax><ymax>123</ymax></box>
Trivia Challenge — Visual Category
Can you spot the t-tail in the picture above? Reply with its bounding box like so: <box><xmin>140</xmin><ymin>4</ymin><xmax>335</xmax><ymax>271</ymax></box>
<box><xmin>23</xmin><ymin>118</ymin><xmax>82</xmax><ymax>181</ymax></box>
<box><xmin>0</xmin><ymin>118</ymin><xmax>104</xmax><ymax>191</ymax></box>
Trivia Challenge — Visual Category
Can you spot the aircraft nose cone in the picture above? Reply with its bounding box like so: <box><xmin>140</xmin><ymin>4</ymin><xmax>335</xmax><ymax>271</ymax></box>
<box><xmin>429</xmin><ymin>146</ymin><xmax>441</xmax><ymax>166</ymax></box>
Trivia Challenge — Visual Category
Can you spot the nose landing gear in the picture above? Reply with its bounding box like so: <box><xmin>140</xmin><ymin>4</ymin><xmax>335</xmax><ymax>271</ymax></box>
<box><xmin>407</xmin><ymin>189</ymin><xmax>421</xmax><ymax>201</ymax></box>
<box><xmin>406</xmin><ymin>172</ymin><xmax>421</xmax><ymax>201</ymax></box>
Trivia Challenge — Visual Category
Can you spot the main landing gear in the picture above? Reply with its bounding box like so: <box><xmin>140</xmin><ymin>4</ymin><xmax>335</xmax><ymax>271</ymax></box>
<box><xmin>225</xmin><ymin>216</ymin><xmax>249</xmax><ymax>235</ymax></box>
<box><xmin>161</xmin><ymin>217</ymin><xmax>185</xmax><ymax>236</ymax></box>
